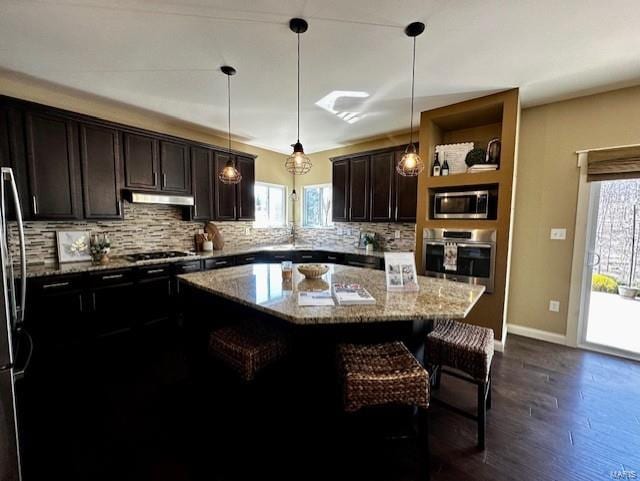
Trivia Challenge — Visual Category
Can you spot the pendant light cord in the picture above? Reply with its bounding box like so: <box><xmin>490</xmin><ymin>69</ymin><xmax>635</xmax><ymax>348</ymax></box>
<box><xmin>227</xmin><ymin>72</ymin><xmax>232</xmax><ymax>154</ymax></box>
<box><xmin>409</xmin><ymin>36</ymin><xmax>416</xmax><ymax>145</ymax></box>
<box><xmin>297</xmin><ymin>31</ymin><xmax>301</xmax><ymax>143</ymax></box>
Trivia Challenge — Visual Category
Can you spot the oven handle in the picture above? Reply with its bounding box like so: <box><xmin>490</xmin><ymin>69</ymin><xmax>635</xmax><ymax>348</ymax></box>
<box><xmin>425</xmin><ymin>241</ymin><xmax>494</xmax><ymax>249</ymax></box>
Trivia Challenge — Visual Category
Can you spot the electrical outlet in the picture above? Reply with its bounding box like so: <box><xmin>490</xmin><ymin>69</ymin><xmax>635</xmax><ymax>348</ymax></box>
<box><xmin>550</xmin><ymin>228</ymin><xmax>566</xmax><ymax>240</ymax></box>
<box><xmin>395</xmin><ymin>230</ymin><xmax>401</xmax><ymax>239</ymax></box>
<box><xmin>245</xmin><ymin>227</ymin><xmax>250</xmax><ymax>236</ymax></box>
<box><xmin>549</xmin><ymin>300</ymin><xmax>560</xmax><ymax>312</ymax></box>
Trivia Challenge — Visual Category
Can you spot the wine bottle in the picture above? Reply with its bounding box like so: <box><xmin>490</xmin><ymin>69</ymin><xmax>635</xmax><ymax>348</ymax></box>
<box><xmin>442</xmin><ymin>153</ymin><xmax>450</xmax><ymax>176</ymax></box>
<box><xmin>432</xmin><ymin>152</ymin><xmax>441</xmax><ymax>176</ymax></box>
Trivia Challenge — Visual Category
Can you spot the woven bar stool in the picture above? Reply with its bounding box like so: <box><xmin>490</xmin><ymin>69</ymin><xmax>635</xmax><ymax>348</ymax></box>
<box><xmin>426</xmin><ymin>319</ymin><xmax>494</xmax><ymax>449</ymax></box>
<box><xmin>209</xmin><ymin>320</ymin><xmax>289</xmax><ymax>382</ymax></box>
<box><xmin>337</xmin><ymin>342</ymin><xmax>430</xmax><ymax>480</ymax></box>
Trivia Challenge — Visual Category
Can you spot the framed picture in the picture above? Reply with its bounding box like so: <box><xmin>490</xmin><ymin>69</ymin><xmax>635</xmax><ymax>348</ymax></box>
<box><xmin>56</xmin><ymin>230</ymin><xmax>92</xmax><ymax>263</ymax></box>
<box><xmin>357</xmin><ymin>231</ymin><xmax>376</xmax><ymax>249</ymax></box>
<box><xmin>384</xmin><ymin>252</ymin><xmax>419</xmax><ymax>292</ymax></box>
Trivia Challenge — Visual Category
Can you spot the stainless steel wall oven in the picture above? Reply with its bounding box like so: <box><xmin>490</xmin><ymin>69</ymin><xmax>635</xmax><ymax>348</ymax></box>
<box><xmin>422</xmin><ymin>228</ymin><xmax>496</xmax><ymax>293</ymax></box>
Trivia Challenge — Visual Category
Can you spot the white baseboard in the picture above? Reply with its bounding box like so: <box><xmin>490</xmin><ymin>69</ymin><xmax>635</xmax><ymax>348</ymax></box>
<box><xmin>494</xmin><ymin>340</ymin><xmax>505</xmax><ymax>352</ymax></box>
<box><xmin>506</xmin><ymin>324</ymin><xmax>567</xmax><ymax>345</ymax></box>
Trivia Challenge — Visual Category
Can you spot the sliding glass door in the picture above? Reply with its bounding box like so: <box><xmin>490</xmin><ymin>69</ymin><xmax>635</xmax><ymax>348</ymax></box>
<box><xmin>579</xmin><ymin>179</ymin><xmax>640</xmax><ymax>359</ymax></box>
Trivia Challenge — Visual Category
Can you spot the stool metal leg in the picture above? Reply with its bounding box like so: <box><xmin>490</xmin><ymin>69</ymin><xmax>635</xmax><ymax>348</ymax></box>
<box><xmin>477</xmin><ymin>381</ymin><xmax>487</xmax><ymax>449</ymax></box>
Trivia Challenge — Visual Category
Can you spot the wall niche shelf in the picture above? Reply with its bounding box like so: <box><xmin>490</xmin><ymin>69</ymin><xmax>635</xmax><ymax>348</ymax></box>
<box><xmin>415</xmin><ymin>89</ymin><xmax>520</xmax><ymax>342</ymax></box>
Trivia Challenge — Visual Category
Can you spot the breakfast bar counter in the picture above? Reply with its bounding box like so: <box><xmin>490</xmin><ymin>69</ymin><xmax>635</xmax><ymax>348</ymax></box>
<box><xmin>178</xmin><ymin>263</ymin><xmax>485</xmax><ymax>325</ymax></box>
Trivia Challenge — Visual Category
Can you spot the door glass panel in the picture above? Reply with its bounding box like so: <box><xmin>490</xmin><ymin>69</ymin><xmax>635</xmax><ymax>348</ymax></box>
<box><xmin>584</xmin><ymin>179</ymin><xmax>640</xmax><ymax>355</ymax></box>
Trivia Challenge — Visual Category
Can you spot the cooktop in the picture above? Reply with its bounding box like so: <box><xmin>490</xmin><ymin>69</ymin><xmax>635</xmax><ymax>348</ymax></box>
<box><xmin>126</xmin><ymin>251</ymin><xmax>194</xmax><ymax>262</ymax></box>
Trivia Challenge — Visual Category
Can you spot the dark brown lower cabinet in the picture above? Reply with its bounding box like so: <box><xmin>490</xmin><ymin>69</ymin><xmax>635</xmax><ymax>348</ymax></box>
<box><xmin>90</xmin><ymin>282</ymin><xmax>135</xmax><ymax>337</ymax></box>
<box><xmin>136</xmin><ymin>276</ymin><xmax>172</xmax><ymax>326</ymax></box>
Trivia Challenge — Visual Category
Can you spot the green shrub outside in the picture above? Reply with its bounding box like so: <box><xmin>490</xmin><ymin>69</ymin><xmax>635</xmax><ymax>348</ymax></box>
<box><xmin>592</xmin><ymin>273</ymin><xmax>619</xmax><ymax>293</ymax></box>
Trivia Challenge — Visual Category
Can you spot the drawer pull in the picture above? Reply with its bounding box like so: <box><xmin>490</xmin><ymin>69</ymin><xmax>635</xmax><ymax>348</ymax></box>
<box><xmin>327</xmin><ymin>256</ymin><xmax>337</xmax><ymax>260</ymax></box>
<box><xmin>102</xmin><ymin>274</ymin><xmax>124</xmax><ymax>280</ymax></box>
<box><xmin>146</xmin><ymin>269</ymin><xmax>165</xmax><ymax>274</ymax></box>
<box><xmin>182</xmin><ymin>265</ymin><xmax>200</xmax><ymax>271</ymax></box>
<box><xmin>244</xmin><ymin>257</ymin><xmax>255</xmax><ymax>261</ymax></box>
<box><xmin>216</xmin><ymin>261</ymin><xmax>228</xmax><ymax>266</ymax></box>
<box><xmin>42</xmin><ymin>281</ymin><xmax>70</xmax><ymax>289</ymax></box>
<box><xmin>301</xmin><ymin>255</ymin><xmax>313</xmax><ymax>259</ymax></box>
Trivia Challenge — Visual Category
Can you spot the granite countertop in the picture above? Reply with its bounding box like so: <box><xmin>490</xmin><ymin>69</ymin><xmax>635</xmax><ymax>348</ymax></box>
<box><xmin>178</xmin><ymin>263</ymin><xmax>485</xmax><ymax>325</ymax></box>
<box><xmin>18</xmin><ymin>244</ymin><xmax>388</xmax><ymax>278</ymax></box>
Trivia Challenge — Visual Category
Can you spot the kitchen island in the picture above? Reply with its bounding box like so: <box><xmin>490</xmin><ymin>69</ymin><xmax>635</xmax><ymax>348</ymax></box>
<box><xmin>178</xmin><ymin>263</ymin><xmax>485</xmax><ymax>325</ymax></box>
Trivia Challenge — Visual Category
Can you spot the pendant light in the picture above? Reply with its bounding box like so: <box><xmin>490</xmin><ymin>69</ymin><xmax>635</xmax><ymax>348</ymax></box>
<box><xmin>285</xmin><ymin>18</ymin><xmax>312</xmax><ymax>175</ymax></box>
<box><xmin>397</xmin><ymin>22</ymin><xmax>426</xmax><ymax>177</ymax></box>
<box><xmin>218</xmin><ymin>65</ymin><xmax>242</xmax><ymax>184</ymax></box>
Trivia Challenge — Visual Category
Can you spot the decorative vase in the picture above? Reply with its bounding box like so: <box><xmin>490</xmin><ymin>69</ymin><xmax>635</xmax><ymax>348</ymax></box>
<box><xmin>99</xmin><ymin>253</ymin><xmax>110</xmax><ymax>265</ymax></box>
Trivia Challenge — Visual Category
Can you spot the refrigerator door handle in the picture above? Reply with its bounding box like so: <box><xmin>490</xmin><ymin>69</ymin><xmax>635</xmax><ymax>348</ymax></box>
<box><xmin>12</xmin><ymin>328</ymin><xmax>33</xmax><ymax>381</ymax></box>
<box><xmin>2</xmin><ymin>168</ymin><xmax>26</xmax><ymax>325</ymax></box>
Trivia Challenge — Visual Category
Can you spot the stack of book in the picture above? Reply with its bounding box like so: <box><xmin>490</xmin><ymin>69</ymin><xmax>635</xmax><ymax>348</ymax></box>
<box><xmin>467</xmin><ymin>163</ymin><xmax>499</xmax><ymax>173</ymax></box>
<box><xmin>331</xmin><ymin>283</ymin><xmax>376</xmax><ymax>305</ymax></box>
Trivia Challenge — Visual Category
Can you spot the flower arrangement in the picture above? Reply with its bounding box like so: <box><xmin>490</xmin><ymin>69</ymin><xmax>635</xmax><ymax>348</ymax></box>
<box><xmin>90</xmin><ymin>234</ymin><xmax>111</xmax><ymax>264</ymax></box>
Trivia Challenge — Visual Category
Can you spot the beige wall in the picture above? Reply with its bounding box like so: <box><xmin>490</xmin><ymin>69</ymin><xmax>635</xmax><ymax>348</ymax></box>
<box><xmin>508</xmin><ymin>85</ymin><xmax>640</xmax><ymax>334</ymax></box>
<box><xmin>0</xmin><ymin>71</ymin><xmax>293</xmax><ymax>190</ymax></box>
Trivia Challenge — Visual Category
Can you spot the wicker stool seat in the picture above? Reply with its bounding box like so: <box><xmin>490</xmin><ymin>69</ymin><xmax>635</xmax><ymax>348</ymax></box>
<box><xmin>426</xmin><ymin>319</ymin><xmax>494</xmax><ymax>449</ymax></box>
<box><xmin>427</xmin><ymin>319</ymin><xmax>494</xmax><ymax>382</ymax></box>
<box><xmin>338</xmin><ymin>341</ymin><xmax>431</xmax><ymax>480</ymax></box>
<box><xmin>338</xmin><ymin>341</ymin><xmax>429</xmax><ymax>412</ymax></box>
<box><xmin>209</xmin><ymin>321</ymin><xmax>289</xmax><ymax>382</ymax></box>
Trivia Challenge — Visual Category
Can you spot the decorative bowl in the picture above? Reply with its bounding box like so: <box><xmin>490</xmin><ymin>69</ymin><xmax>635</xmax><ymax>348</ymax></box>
<box><xmin>297</xmin><ymin>263</ymin><xmax>329</xmax><ymax>279</ymax></box>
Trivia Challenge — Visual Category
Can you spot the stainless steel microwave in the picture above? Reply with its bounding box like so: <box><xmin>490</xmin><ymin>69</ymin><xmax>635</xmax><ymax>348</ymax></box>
<box><xmin>433</xmin><ymin>190</ymin><xmax>495</xmax><ymax>219</ymax></box>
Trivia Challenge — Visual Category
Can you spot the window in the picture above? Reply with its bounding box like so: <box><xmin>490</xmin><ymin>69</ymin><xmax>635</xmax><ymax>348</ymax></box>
<box><xmin>303</xmin><ymin>184</ymin><xmax>332</xmax><ymax>227</ymax></box>
<box><xmin>254</xmin><ymin>182</ymin><xmax>286</xmax><ymax>227</ymax></box>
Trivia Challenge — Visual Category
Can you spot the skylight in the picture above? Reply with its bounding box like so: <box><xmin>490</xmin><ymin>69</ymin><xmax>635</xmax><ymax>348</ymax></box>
<box><xmin>315</xmin><ymin>90</ymin><xmax>369</xmax><ymax>124</ymax></box>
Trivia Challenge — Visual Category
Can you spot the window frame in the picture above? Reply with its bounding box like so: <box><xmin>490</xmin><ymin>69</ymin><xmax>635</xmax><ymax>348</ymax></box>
<box><xmin>302</xmin><ymin>183</ymin><xmax>333</xmax><ymax>228</ymax></box>
<box><xmin>253</xmin><ymin>181</ymin><xmax>288</xmax><ymax>228</ymax></box>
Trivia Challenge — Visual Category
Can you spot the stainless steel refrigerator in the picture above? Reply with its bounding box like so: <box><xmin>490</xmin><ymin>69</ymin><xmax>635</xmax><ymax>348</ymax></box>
<box><xmin>0</xmin><ymin>167</ymin><xmax>29</xmax><ymax>481</ymax></box>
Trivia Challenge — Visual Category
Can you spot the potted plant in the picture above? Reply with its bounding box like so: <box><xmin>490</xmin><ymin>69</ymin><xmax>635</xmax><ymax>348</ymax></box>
<box><xmin>363</xmin><ymin>234</ymin><xmax>378</xmax><ymax>254</ymax></box>
<box><xmin>90</xmin><ymin>234</ymin><xmax>111</xmax><ymax>265</ymax></box>
<box><xmin>618</xmin><ymin>205</ymin><xmax>639</xmax><ymax>299</ymax></box>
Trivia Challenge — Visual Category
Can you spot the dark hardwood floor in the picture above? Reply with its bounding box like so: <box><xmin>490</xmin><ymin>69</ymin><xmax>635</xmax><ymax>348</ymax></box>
<box><xmin>17</xmin><ymin>327</ymin><xmax>640</xmax><ymax>481</ymax></box>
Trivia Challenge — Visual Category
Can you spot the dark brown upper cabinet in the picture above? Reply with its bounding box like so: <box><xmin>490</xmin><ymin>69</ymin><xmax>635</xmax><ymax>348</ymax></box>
<box><xmin>393</xmin><ymin>149</ymin><xmax>418</xmax><ymax>222</ymax></box>
<box><xmin>348</xmin><ymin>155</ymin><xmax>370</xmax><ymax>221</ymax></box>
<box><xmin>214</xmin><ymin>152</ymin><xmax>237</xmax><ymax>220</ymax></box>
<box><xmin>235</xmin><ymin>155</ymin><xmax>255</xmax><ymax>221</ymax></box>
<box><xmin>25</xmin><ymin>111</ymin><xmax>82</xmax><ymax>220</ymax></box>
<box><xmin>123</xmin><ymin>132</ymin><xmax>159</xmax><ymax>191</ymax></box>
<box><xmin>159</xmin><ymin>140</ymin><xmax>190</xmax><ymax>194</ymax></box>
<box><xmin>331</xmin><ymin>145</ymin><xmax>417</xmax><ymax>223</ymax></box>
<box><xmin>79</xmin><ymin>122</ymin><xmax>123</xmax><ymax>220</ymax></box>
<box><xmin>370</xmin><ymin>151</ymin><xmax>395</xmax><ymax>221</ymax></box>
<box><xmin>332</xmin><ymin>158</ymin><xmax>349</xmax><ymax>222</ymax></box>
<box><xmin>190</xmin><ymin>146</ymin><xmax>213</xmax><ymax>221</ymax></box>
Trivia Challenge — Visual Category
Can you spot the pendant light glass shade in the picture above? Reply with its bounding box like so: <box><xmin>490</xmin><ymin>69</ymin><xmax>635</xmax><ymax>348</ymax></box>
<box><xmin>218</xmin><ymin>65</ymin><xmax>242</xmax><ymax>185</ymax></box>
<box><xmin>285</xmin><ymin>142</ymin><xmax>312</xmax><ymax>175</ymax></box>
<box><xmin>396</xmin><ymin>143</ymin><xmax>424</xmax><ymax>176</ymax></box>
<box><xmin>285</xmin><ymin>18</ymin><xmax>312</xmax><ymax>175</ymax></box>
<box><xmin>397</xmin><ymin>22</ymin><xmax>426</xmax><ymax>177</ymax></box>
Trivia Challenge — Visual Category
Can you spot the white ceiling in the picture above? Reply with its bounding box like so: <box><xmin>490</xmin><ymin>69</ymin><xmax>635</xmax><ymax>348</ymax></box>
<box><xmin>2</xmin><ymin>0</ymin><xmax>640</xmax><ymax>153</ymax></box>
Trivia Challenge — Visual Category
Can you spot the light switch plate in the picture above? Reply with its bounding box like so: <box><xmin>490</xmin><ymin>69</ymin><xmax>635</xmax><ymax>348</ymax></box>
<box><xmin>550</xmin><ymin>228</ymin><xmax>566</xmax><ymax>240</ymax></box>
<box><xmin>245</xmin><ymin>227</ymin><xmax>250</xmax><ymax>235</ymax></box>
<box><xmin>395</xmin><ymin>230</ymin><xmax>401</xmax><ymax>239</ymax></box>
<box><xmin>549</xmin><ymin>300</ymin><xmax>560</xmax><ymax>312</ymax></box>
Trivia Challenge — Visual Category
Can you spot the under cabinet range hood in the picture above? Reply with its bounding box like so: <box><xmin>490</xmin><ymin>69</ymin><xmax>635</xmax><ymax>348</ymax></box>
<box><xmin>124</xmin><ymin>190</ymin><xmax>194</xmax><ymax>206</ymax></box>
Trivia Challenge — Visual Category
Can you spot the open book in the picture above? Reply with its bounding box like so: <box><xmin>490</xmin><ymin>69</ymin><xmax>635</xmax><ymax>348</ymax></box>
<box><xmin>332</xmin><ymin>283</ymin><xmax>376</xmax><ymax>305</ymax></box>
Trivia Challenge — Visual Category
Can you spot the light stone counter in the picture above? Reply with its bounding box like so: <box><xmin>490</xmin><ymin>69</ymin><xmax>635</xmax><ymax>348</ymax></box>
<box><xmin>178</xmin><ymin>263</ymin><xmax>485</xmax><ymax>325</ymax></box>
<box><xmin>18</xmin><ymin>244</ymin><xmax>386</xmax><ymax>278</ymax></box>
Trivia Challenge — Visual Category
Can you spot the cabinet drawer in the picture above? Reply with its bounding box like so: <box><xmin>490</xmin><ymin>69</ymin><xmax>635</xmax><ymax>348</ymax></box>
<box><xmin>345</xmin><ymin>254</ymin><xmax>381</xmax><ymax>270</ymax></box>
<box><xmin>324</xmin><ymin>253</ymin><xmax>345</xmax><ymax>264</ymax></box>
<box><xmin>88</xmin><ymin>269</ymin><xmax>134</xmax><ymax>287</ymax></box>
<box><xmin>235</xmin><ymin>254</ymin><xmax>259</xmax><ymax>265</ymax></box>
<box><xmin>174</xmin><ymin>260</ymin><xmax>203</xmax><ymax>274</ymax></box>
<box><xmin>294</xmin><ymin>251</ymin><xmax>323</xmax><ymax>263</ymax></box>
<box><xmin>30</xmin><ymin>274</ymin><xmax>84</xmax><ymax>294</ymax></box>
<box><xmin>136</xmin><ymin>264</ymin><xmax>171</xmax><ymax>279</ymax></box>
<box><xmin>203</xmin><ymin>257</ymin><xmax>236</xmax><ymax>270</ymax></box>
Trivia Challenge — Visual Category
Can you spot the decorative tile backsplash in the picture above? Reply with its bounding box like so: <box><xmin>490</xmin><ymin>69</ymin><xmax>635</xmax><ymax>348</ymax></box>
<box><xmin>294</xmin><ymin>222</ymin><xmax>416</xmax><ymax>252</ymax></box>
<box><xmin>8</xmin><ymin>202</ymin><xmax>416</xmax><ymax>265</ymax></box>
